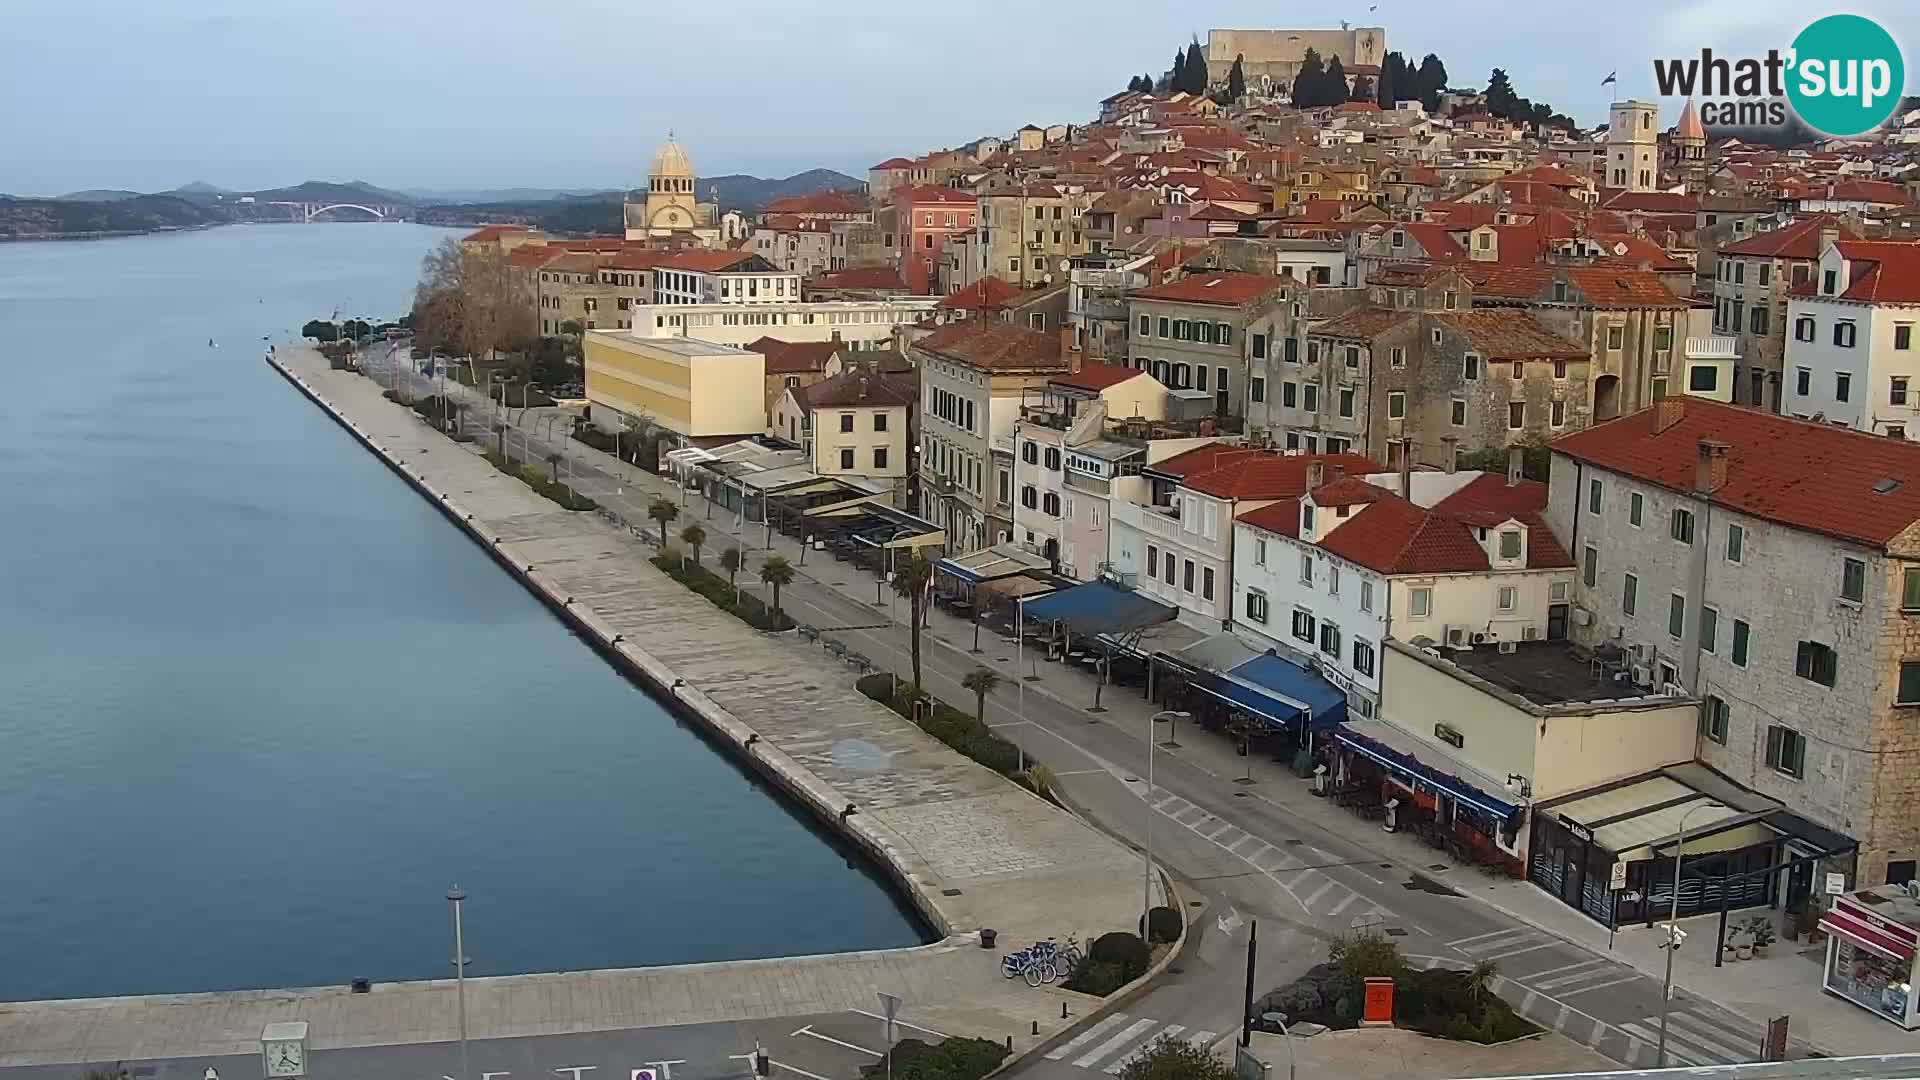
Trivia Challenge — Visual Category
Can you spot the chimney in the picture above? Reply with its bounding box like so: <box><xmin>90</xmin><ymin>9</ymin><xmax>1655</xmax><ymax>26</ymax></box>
<box><xmin>1306</xmin><ymin>460</ymin><xmax>1326</xmax><ymax>490</ymax></box>
<box><xmin>857</xmin><ymin>376</ymin><xmax>870</xmax><ymax>401</ymax></box>
<box><xmin>1695</xmin><ymin>438</ymin><xmax>1730</xmax><ymax>495</ymax></box>
<box><xmin>1441</xmin><ymin>435</ymin><xmax>1459</xmax><ymax>473</ymax></box>
<box><xmin>1818</xmin><ymin>224</ymin><xmax>1839</xmax><ymax>258</ymax></box>
<box><xmin>1507</xmin><ymin>447</ymin><xmax>1525</xmax><ymax>486</ymax></box>
<box><xmin>1398</xmin><ymin>438</ymin><xmax>1413</xmax><ymax>499</ymax></box>
<box><xmin>1651</xmin><ymin>395</ymin><xmax>1686</xmax><ymax>435</ymax></box>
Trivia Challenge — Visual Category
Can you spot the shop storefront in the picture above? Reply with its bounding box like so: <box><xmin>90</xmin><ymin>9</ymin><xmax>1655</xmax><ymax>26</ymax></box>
<box><xmin>1821</xmin><ymin>886</ymin><xmax>1920</xmax><ymax>1029</ymax></box>
<box><xmin>1332</xmin><ymin>721</ymin><xmax>1523</xmax><ymax>872</ymax></box>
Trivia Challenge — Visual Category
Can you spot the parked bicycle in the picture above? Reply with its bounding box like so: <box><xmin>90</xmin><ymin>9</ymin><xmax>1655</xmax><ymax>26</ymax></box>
<box><xmin>998</xmin><ymin>935</ymin><xmax>1083</xmax><ymax>987</ymax></box>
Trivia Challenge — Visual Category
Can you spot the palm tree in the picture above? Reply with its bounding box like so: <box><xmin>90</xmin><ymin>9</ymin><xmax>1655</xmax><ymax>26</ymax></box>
<box><xmin>759</xmin><ymin>555</ymin><xmax>795</xmax><ymax>618</ymax></box>
<box><xmin>891</xmin><ymin>551</ymin><xmax>933</xmax><ymax>697</ymax></box>
<box><xmin>720</xmin><ymin>546</ymin><xmax>744</xmax><ymax>601</ymax></box>
<box><xmin>647</xmin><ymin>496</ymin><xmax>679</xmax><ymax>547</ymax></box>
<box><xmin>962</xmin><ymin>666</ymin><xmax>1003</xmax><ymax>725</ymax></box>
<box><xmin>680</xmin><ymin>523</ymin><xmax>706</xmax><ymax>567</ymax></box>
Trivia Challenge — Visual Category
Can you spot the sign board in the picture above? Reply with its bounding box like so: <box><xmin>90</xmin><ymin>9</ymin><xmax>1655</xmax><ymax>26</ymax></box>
<box><xmin>1563</xmin><ymin>818</ymin><xmax>1594</xmax><ymax>843</ymax></box>
<box><xmin>1826</xmin><ymin>872</ymin><xmax>1847</xmax><ymax>895</ymax></box>
<box><xmin>632</xmin><ymin>1070</ymin><xmax>659</xmax><ymax>1080</ymax></box>
<box><xmin>1762</xmin><ymin>1015</ymin><xmax>1790</xmax><ymax>1061</ymax></box>
<box><xmin>1362</xmin><ymin>976</ymin><xmax>1396</xmax><ymax>1025</ymax></box>
<box><xmin>1609</xmin><ymin>861</ymin><xmax>1628</xmax><ymax>891</ymax></box>
<box><xmin>877</xmin><ymin>991</ymin><xmax>903</xmax><ymax>1044</ymax></box>
<box><xmin>1233</xmin><ymin>1045</ymin><xmax>1270</xmax><ymax>1080</ymax></box>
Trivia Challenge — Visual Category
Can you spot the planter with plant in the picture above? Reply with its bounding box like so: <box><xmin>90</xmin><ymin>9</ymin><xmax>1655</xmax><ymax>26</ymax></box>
<box><xmin>1747</xmin><ymin>916</ymin><xmax>1777</xmax><ymax>957</ymax></box>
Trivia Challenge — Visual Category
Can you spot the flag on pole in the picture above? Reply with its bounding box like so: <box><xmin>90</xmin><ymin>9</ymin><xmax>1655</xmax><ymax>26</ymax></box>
<box><xmin>1601</xmin><ymin>71</ymin><xmax>1618</xmax><ymax>86</ymax></box>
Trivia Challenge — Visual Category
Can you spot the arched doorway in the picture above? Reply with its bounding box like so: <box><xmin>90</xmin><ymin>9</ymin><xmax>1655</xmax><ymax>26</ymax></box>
<box><xmin>1593</xmin><ymin>374</ymin><xmax>1621</xmax><ymax>421</ymax></box>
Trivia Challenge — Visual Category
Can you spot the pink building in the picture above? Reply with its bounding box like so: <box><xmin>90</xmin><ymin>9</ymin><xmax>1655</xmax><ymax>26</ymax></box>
<box><xmin>892</xmin><ymin>184</ymin><xmax>977</xmax><ymax>294</ymax></box>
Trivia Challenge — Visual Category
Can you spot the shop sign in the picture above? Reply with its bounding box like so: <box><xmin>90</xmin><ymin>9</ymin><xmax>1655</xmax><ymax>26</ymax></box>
<box><xmin>1826</xmin><ymin>872</ymin><xmax>1847</xmax><ymax>895</ymax></box>
<box><xmin>1609</xmin><ymin>861</ymin><xmax>1628</xmax><ymax>891</ymax></box>
<box><xmin>1562</xmin><ymin>817</ymin><xmax>1593</xmax><ymax>843</ymax></box>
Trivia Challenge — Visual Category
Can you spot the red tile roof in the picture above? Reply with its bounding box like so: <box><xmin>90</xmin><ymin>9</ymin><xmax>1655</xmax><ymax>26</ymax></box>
<box><xmin>1131</xmin><ymin>271</ymin><xmax>1286</xmax><ymax>307</ymax></box>
<box><xmin>914</xmin><ymin>320</ymin><xmax>1067</xmax><ymax>372</ymax></box>
<box><xmin>1551</xmin><ymin>398</ymin><xmax>1920</xmax><ymax>548</ymax></box>
<box><xmin>1183</xmin><ymin>452</ymin><xmax>1381</xmax><ymax>500</ymax></box>
<box><xmin>891</xmin><ymin>184</ymin><xmax>978</xmax><ymax>206</ymax></box>
<box><xmin>1148</xmin><ymin>443</ymin><xmax>1253</xmax><ymax>479</ymax></box>
<box><xmin>1602</xmin><ymin>191</ymin><xmax>1700</xmax><ymax>214</ymax></box>
<box><xmin>749</xmin><ymin>337</ymin><xmax>840</xmax><ymax>375</ymax></box>
<box><xmin>1794</xmin><ymin>240</ymin><xmax>1920</xmax><ymax>304</ymax></box>
<box><xmin>796</xmin><ymin>371</ymin><xmax>915</xmax><ymax>409</ymax></box>
<box><xmin>938</xmin><ymin>276</ymin><xmax>1020</xmax><ymax>310</ymax></box>
<box><xmin>871</xmin><ymin>157</ymin><xmax>915</xmax><ymax>170</ymax></box>
<box><xmin>1720</xmin><ymin>214</ymin><xmax>1861</xmax><ymax>259</ymax></box>
<box><xmin>1311</xmin><ymin>307</ymin><xmax>1417</xmax><ymax>340</ymax></box>
<box><xmin>763</xmin><ymin>190</ymin><xmax>867</xmax><ymax>216</ymax></box>
<box><xmin>1310</xmin><ymin>477</ymin><xmax>1394</xmax><ymax>507</ymax></box>
<box><xmin>1311</xmin><ymin>479</ymin><xmax>1573</xmax><ymax>574</ymax></box>
<box><xmin>1235</xmin><ymin>498</ymin><xmax>1303</xmax><ymax>538</ymax></box>
<box><xmin>657</xmin><ymin>249</ymin><xmax>766</xmax><ymax>272</ymax></box>
<box><xmin>463</xmin><ymin>224</ymin><xmax>530</xmax><ymax>242</ymax></box>
<box><xmin>809</xmin><ymin>265</ymin><xmax>910</xmax><ymax>292</ymax></box>
<box><xmin>1051</xmin><ymin>363</ymin><xmax>1148</xmax><ymax>392</ymax></box>
<box><xmin>1434</xmin><ymin>310</ymin><xmax>1587</xmax><ymax>359</ymax></box>
<box><xmin>1459</xmin><ymin>265</ymin><xmax>1687</xmax><ymax>309</ymax></box>
<box><xmin>1337</xmin><ymin>101</ymin><xmax>1383</xmax><ymax>113</ymax></box>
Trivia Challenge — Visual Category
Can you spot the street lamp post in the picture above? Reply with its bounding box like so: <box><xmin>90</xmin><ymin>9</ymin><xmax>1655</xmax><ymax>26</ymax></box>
<box><xmin>1655</xmin><ymin>800</ymin><xmax>1725</xmax><ymax>1067</ymax></box>
<box><xmin>447</xmin><ymin>884</ymin><xmax>470</xmax><ymax>1080</ymax></box>
<box><xmin>1145</xmin><ymin>710</ymin><xmax>1190</xmax><ymax>931</ymax></box>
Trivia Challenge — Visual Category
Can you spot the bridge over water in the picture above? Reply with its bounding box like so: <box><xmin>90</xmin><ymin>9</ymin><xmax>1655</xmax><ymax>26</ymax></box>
<box><xmin>262</xmin><ymin>201</ymin><xmax>411</xmax><ymax>222</ymax></box>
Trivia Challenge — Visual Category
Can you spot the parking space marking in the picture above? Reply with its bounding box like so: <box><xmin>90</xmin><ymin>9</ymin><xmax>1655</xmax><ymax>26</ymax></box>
<box><xmin>849</xmin><ymin>1009</ymin><xmax>948</xmax><ymax>1039</ymax></box>
<box><xmin>790</xmin><ymin>1026</ymin><xmax>881</xmax><ymax>1057</ymax></box>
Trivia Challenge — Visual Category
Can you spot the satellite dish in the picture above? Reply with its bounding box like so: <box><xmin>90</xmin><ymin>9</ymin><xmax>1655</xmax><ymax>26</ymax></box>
<box><xmin>1059</xmin><ymin>259</ymin><xmax>1071</xmax><ymax>273</ymax></box>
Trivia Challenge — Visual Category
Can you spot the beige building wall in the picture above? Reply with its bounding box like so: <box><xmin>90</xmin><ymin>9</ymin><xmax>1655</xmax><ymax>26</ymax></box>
<box><xmin>583</xmin><ymin>333</ymin><xmax>765</xmax><ymax>438</ymax></box>
<box><xmin>810</xmin><ymin>403</ymin><xmax>910</xmax><ymax>480</ymax></box>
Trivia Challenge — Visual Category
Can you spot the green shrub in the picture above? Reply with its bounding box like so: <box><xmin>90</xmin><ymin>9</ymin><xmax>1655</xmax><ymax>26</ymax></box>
<box><xmin>1329</xmin><ymin>932</ymin><xmax>1405</xmax><ymax>980</ymax></box>
<box><xmin>860</xmin><ymin>1037</ymin><xmax>1006</xmax><ymax>1080</ymax></box>
<box><xmin>1114</xmin><ymin>1036</ymin><xmax>1234</xmax><ymax>1080</ymax></box>
<box><xmin>1090</xmin><ymin>931</ymin><xmax>1152</xmax><ymax>980</ymax></box>
<box><xmin>1141</xmin><ymin>905</ymin><xmax>1183</xmax><ymax>944</ymax></box>
<box><xmin>1063</xmin><ymin>957</ymin><xmax>1129</xmax><ymax>996</ymax></box>
<box><xmin>650</xmin><ymin>554</ymin><xmax>794</xmax><ymax>632</ymax></box>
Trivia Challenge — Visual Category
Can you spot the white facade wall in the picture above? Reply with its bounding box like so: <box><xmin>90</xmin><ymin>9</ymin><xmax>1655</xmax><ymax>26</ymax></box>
<box><xmin>630</xmin><ymin>300</ymin><xmax>937</xmax><ymax>347</ymax></box>
<box><xmin>1231</xmin><ymin>520</ymin><xmax>1389</xmax><ymax>715</ymax></box>
<box><xmin>1123</xmin><ymin>489</ymin><xmax>1245</xmax><ymax>629</ymax></box>
<box><xmin>1782</xmin><ymin>246</ymin><xmax>1920</xmax><ymax>438</ymax></box>
<box><xmin>1012</xmin><ymin>426</ymin><xmax>1068</xmax><ymax>559</ymax></box>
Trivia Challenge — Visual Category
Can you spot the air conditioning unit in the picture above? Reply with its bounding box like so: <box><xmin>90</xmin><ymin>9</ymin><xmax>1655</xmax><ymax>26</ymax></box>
<box><xmin>1471</xmin><ymin>631</ymin><xmax>1492</xmax><ymax>645</ymax></box>
<box><xmin>1571</xmin><ymin>606</ymin><xmax>1594</xmax><ymax>627</ymax></box>
<box><xmin>1021</xmin><ymin>540</ymin><xmax>1042</xmax><ymax>555</ymax></box>
<box><xmin>1522</xmin><ymin>626</ymin><xmax>1541</xmax><ymax>641</ymax></box>
<box><xmin>1630</xmin><ymin>664</ymin><xmax>1652</xmax><ymax>687</ymax></box>
<box><xmin>1445</xmin><ymin>625</ymin><xmax>1468</xmax><ymax>647</ymax></box>
<box><xmin>1631</xmin><ymin>641</ymin><xmax>1655</xmax><ymax>665</ymax></box>
<box><xmin>1498</xmin><ymin>640</ymin><xmax>1519</xmax><ymax>654</ymax></box>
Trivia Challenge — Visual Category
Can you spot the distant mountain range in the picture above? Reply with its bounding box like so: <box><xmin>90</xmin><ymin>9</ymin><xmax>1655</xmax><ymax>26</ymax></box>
<box><xmin>7</xmin><ymin>170</ymin><xmax>863</xmax><ymax>240</ymax></box>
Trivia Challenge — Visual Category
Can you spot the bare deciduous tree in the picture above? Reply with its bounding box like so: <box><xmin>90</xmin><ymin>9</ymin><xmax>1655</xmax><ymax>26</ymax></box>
<box><xmin>412</xmin><ymin>239</ymin><xmax>535</xmax><ymax>367</ymax></box>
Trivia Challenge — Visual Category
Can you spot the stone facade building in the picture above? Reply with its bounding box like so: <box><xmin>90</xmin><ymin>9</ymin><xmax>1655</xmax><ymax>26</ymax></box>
<box><xmin>1714</xmin><ymin>215</ymin><xmax>1863</xmax><ymax>411</ymax></box>
<box><xmin>1548</xmin><ymin>398</ymin><xmax>1920</xmax><ymax>887</ymax></box>
<box><xmin>1127</xmin><ymin>270</ymin><xmax>1286</xmax><ymax>418</ymax></box>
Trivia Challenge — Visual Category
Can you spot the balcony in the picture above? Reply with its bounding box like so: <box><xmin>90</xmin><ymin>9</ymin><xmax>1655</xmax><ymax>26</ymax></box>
<box><xmin>1110</xmin><ymin>497</ymin><xmax>1187</xmax><ymax>543</ymax></box>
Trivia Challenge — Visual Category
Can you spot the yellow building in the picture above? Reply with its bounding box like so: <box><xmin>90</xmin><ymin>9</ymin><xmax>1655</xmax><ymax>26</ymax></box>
<box><xmin>584</xmin><ymin>332</ymin><xmax>766</xmax><ymax>442</ymax></box>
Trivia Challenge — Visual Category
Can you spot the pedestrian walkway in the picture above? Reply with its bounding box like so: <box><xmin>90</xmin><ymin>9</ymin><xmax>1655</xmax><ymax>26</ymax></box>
<box><xmin>1042</xmin><ymin>1013</ymin><xmax>1218</xmax><ymax>1075</ymax></box>
<box><xmin>400</xmin><ymin>353</ymin><xmax>1919</xmax><ymax>1059</ymax></box>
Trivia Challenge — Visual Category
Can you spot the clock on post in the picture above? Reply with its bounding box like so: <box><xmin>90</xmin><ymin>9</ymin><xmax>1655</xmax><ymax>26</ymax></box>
<box><xmin>261</xmin><ymin>1021</ymin><xmax>310</xmax><ymax>1079</ymax></box>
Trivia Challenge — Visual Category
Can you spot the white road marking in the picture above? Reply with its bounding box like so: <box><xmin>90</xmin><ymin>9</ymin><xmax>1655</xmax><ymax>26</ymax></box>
<box><xmin>1481</xmin><ymin>940</ymin><xmax>1562</xmax><ymax>962</ymax></box>
<box><xmin>1530</xmin><ymin>962</ymin><xmax>1629</xmax><ymax>991</ymax></box>
<box><xmin>1452</xmin><ymin>929</ymin><xmax>1535</xmax><ymax>955</ymax></box>
<box><xmin>1301</xmin><ymin>879</ymin><xmax>1338</xmax><ymax>910</ymax></box>
<box><xmin>1327</xmin><ymin>891</ymin><xmax>1360</xmax><ymax>918</ymax></box>
<box><xmin>1228</xmin><ymin>833</ymin><xmax>1261</xmax><ymax>855</ymax></box>
<box><xmin>1073</xmin><ymin>1018</ymin><xmax>1160</xmax><ymax>1069</ymax></box>
<box><xmin>1448</xmin><ymin>928</ymin><xmax>1528</xmax><ymax>948</ymax></box>
<box><xmin>1527</xmin><ymin>957</ymin><xmax>1609</xmax><ymax>984</ymax></box>
<box><xmin>770</xmin><ymin>1062</ymin><xmax>836</xmax><ymax>1080</ymax></box>
<box><xmin>790</xmin><ymin>1026</ymin><xmax>882</xmax><ymax>1057</ymax></box>
<box><xmin>1618</xmin><ymin>1021</ymin><xmax>1708</xmax><ymax>1066</ymax></box>
<box><xmin>1104</xmin><ymin>1025</ymin><xmax>1186</xmax><ymax>1074</ymax></box>
<box><xmin>1044</xmin><ymin>1014</ymin><xmax>1130</xmax><ymax>1061</ymax></box>
<box><xmin>1185</xmin><ymin>1030</ymin><xmax>1219</xmax><ymax>1047</ymax></box>
<box><xmin>849</xmin><ymin>1008</ymin><xmax>949</xmax><ymax>1039</ymax></box>
<box><xmin>1555</xmin><ymin>974</ymin><xmax>1644</xmax><ymax>998</ymax></box>
<box><xmin>1667</xmin><ymin>1010</ymin><xmax>1761</xmax><ymax>1062</ymax></box>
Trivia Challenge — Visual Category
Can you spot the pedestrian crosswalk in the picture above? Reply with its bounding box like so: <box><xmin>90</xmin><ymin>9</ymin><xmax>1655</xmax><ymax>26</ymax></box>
<box><xmin>1618</xmin><ymin>1008</ymin><xmax>1765</xmax><ymax>1066</ymax></box>
<box><xmin>1145</xmin><ymin>789</ymin><xmax>1399</xmax><ymax>928</ymax></box>
<box><xmin>1447</xmin><ymin>927</ymin><xmax>1565</xmax><ymax>963</ymax></box>
<box><xmin>1045</xmin><ymin>1014</ymin><xmax>1218</xmax><ymax>1073</ymax></box>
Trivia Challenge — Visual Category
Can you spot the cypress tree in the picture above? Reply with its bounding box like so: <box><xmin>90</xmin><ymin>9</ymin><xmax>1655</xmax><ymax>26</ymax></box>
<box><xmin>1227</xmin><ymin>54</ymin><xmax>1246</xmax><ymax>101</ymax></box>
<box><xmin>1291</xmin><ymin>48</ymin><xmax>1323</xmax><ymax>107</ymax></box>
<box><xmin>1323</xmin><ymin>55</ymin><xmax>1348</xmax><ymax>107</ymax></box>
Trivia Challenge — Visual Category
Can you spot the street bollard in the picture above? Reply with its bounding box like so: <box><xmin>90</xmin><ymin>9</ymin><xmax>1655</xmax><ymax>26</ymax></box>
<box><xmin>1061</xmin><ymin>1002</ymin><xmax>1068</xmax><ymax>1019</ymax></box>
<box><xmin>1005</xmin><ymin>1036</ymin><xmax>1013</xmax><ymax>1052</ymax></box>
<box><xmin>1031</xmin><ymin>1021</ymin><xmax>1038</xmax><ymax>1035</ymax></box>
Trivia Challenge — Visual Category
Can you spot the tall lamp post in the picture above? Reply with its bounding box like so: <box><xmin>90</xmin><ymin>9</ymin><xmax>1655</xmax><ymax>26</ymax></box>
<box><xmin>447</xmin><ymin>884</ymin><xmax>471</xmax><ymax>1080</ymax></box>
<box><xmin>1655</xmin><ymin>801</ymin><xmax>1725</xmax><ymax>1067</ymax></box>
<box><xmin>1145</xmin><ymin>710</ymin><xmax>1191</xmax><ymax>930</ymax></box>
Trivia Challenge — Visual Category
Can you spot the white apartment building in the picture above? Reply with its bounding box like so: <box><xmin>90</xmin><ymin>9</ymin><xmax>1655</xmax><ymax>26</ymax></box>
<box><xmin>1118</xmin><ymin>450</ymin><xmax>1377</xmax><ymax>631</ymax></box>
<box><xmin>1009</xmin><ymin>364</ymin><xmax>1172</xmax><ymax>579</ymax></box>
<box><xmin>628</xmin><ymin>298</ymin><xmax>939</xmax><ymax>350</ymax></box>
<box><xmin>1548</xmin><ymin>397</ymin><xmax>1920</xmax><ymax>887</ymax></box>
<box><xmin>1782</xmin><ymin>238</ymin><xmax>1920</xmax><ymax>439</ymax></box>
<box><xmin>1231</xmin><ymin>465</ymin><xmax>1576</xmax><ymax>717</ymax></box>
<box><xmin>652</xmin><ymin>251</ymin><xmax>803</xmax><ymax>306</ymax></box>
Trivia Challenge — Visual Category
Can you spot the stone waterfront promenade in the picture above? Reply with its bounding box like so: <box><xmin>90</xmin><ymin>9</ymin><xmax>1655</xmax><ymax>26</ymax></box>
<box><xmin>0</xmin><ymin>347</ymin><xmax>1148</xmax><ymax>1067</ymax></box>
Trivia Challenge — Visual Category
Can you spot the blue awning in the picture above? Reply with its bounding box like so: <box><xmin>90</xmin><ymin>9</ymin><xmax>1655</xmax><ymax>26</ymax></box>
<box><xmin>1020</xmin><ymin>581</ymin><xmax>1176</xmax><ymax>637</ymax></box>
<box><xmin>1194</xmin><ymin>653</ymin><xmax>1349</xmax><ymax>733</ymax></box>
<box><xmin>1333</xmin><ymin>723</ymin><xmax>1520</xmax><ymax>820</ymax></box>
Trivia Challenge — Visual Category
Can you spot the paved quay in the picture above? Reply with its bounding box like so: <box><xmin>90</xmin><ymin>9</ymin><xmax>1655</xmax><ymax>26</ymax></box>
<box><xmin>0</xmin><ymin>347</ymin><xmax>1151</xmax><ymax>1072</ymax></box>
<box><xmin>377</xmin><ymin>357</ymin><xmax>1920</xmax><ymax>1068</ymax></box>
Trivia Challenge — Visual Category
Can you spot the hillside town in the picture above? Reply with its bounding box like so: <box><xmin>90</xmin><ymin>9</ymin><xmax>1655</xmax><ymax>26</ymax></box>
<box><xmin>436</xmin><ymin>24</ymin><xmax>1920</xmax><ymax>1039</ymax></box>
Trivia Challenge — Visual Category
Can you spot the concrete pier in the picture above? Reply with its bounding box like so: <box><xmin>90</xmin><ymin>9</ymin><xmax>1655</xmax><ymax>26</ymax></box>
<box><xmin>0</xmin><ymin>348</ymin><xmax>1149</xmax><ymax>1067</ymax></box>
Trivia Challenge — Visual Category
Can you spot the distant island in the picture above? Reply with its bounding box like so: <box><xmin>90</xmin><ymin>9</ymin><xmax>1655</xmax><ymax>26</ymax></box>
<box><xmin>0</xmin><ymin>170</ymin><xmax>864</xmax><ymax>241</ymax></box>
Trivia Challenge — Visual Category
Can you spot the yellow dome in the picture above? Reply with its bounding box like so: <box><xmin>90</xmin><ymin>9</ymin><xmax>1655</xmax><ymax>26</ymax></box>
<box><xmin>651</xmin><ymin>137</ymin><xmax>693</xmax><ymax>179</ymax></box>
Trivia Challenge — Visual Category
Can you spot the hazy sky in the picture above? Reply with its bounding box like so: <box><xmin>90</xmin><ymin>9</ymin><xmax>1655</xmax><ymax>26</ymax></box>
<box><xmin>1</xmin><ymin>0</ymin><xmax>1912</xmax><ymax>195</ymax></box>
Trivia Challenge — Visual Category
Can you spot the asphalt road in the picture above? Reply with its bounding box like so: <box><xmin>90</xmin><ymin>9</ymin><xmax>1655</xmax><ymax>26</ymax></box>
<box><xmin>330</xmin><ymin>354</ymin><xmax>1796</xmax><ymax>1075</ymax></box>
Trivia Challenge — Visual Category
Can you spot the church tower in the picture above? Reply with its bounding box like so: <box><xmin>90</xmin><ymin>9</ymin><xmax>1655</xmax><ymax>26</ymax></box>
<box><xmin>1605</xmin><ymin>100</ymin><xmax>1659</xmax><ymax>193</ymax></box>
<box><xmin>623</xmin><ymin>135</ymin><xmax>723</xmax><ymax>245</ymax></box>
<box><xmin>1674</xmin><ymin>99</ymin><xmax>1708</xmax><ymax>195</ymax></box>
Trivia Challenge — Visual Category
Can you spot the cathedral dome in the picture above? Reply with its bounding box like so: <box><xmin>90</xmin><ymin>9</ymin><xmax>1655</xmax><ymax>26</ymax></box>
<box><xmin>652</xmin><ymin>137</ymin><xmax>694</xmax><ymax>179</ymax></box>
